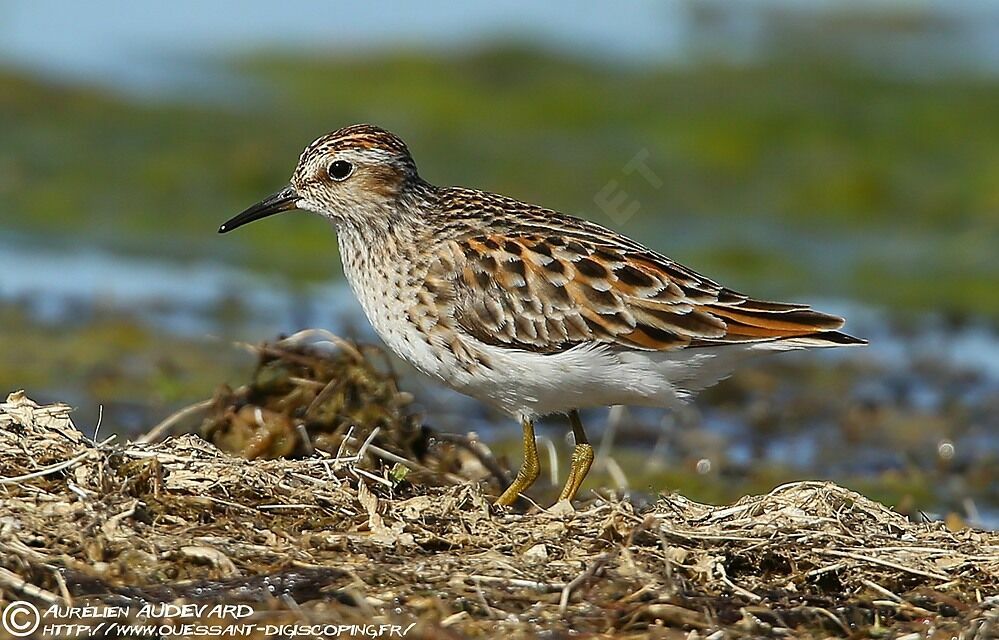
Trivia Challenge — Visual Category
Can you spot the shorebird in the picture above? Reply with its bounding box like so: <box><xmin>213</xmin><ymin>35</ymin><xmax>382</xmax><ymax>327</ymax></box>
<box><xmin>219</xmin><ymin>124</ymin><xmax>864</xmax><ymax>507</ymax></box>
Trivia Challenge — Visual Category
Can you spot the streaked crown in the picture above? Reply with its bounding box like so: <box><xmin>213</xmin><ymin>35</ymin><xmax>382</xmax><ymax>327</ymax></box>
<box><xmin>290</xmin><ymin>124</ymin><xmax>424</xmax><ymax>226</ymax></box>
<box><xmin>294</xmin><ymin>124</ymin><xmax>417</xmax><ymax>183</ymax></box>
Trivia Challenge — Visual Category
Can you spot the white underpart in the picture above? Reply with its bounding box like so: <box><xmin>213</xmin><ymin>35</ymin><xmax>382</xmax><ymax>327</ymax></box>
<box><xmin>450</xmin><ymin>338</ymin><xmax>803</xmax><ymax>420</ymax></box>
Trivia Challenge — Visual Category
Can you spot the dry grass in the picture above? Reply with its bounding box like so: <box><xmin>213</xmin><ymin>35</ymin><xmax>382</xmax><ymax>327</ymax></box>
<box><xmin>1</xmin><ymin>337</ymin><xmax>998</xmax><ymax>639</ymax></box>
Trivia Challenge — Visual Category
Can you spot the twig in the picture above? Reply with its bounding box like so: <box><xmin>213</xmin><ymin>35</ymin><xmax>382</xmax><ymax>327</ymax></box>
<box><xmin>287</xmin><ymin>377</ymin><xmax>326</xmax><ymax>389</ymax></box>
<box><xmin>468</xmin><ymin>574</ymin><xmax>565</xmax><ymax>592</ymax></box>
<box><xmin>91</xmin><ymin>404</ymin><xmax>104</xmax><ymax>442</ymax></box>
<box><xmin>0</xmin><ymin>449</ymin><xmax>94</xmax><ymax>485</ymax></box>
<box><xmin>560</xmin><ymin>553</ymin><xmax>612</xmax><ymax>615</ymax></box>
<box><xmin>717</xmin><ymin>561</ymin><xmax>761</xmax><ymax>602</ymax></box>
<box><xmin>304</xmin><ymin>376</ymin><xmax>343</xmax><ymax>421</ymax></box>
<box><xmin>806</xmin><ymin>561</ymin><xmax>845</xmax><ymax>577</ymax></box>
<box><xmin>721</xmin><ymin>574</ymin><xmax>762</xmax><ymax>602</ymax></box>
<box><xmin>661</xmin><ymin>529</ymin><xmax>764</xmax><ymax>543</ymax></box>
<box><xmin>344</xmin><ymin>435</ymin><xmax>438</xmax><ymax>477</ymax></box>
<box><xmin>101</xmin><ymin>500</ymin><xmax>139</xmax><ymax>538</ymax></box>
<box><xmin>352</xmin><ymin>467</ymin><xmax>393</xmax><ymax>487</ymax></box>
<box><xmin>203</xmin><ymin>495</ymin><xmax>261</xmax><ymax>513</ymax></box>
<box><xmin>355</xmin><ymin>427</ymin><xmax>381</xmax><ymax>460</ymax></box>
<box><xmin>432</xmin><ymin>432</ymin><xmax>510</xmax><ymax>486</ymax></box>
<box><xmin>335</xmin><ymin>425</ymin><xmax>355</xmax><ymax>463</ymax></box>
<box><xmin>861</xmin><ymin>578</ymin><xmax>903</xmax><ymax>603</ymax></box>
<box><xmin>295</xmin><ymin>423</ymin><xmax>315</xmax><ymax>455</ymax></box>
<box><xmin>815</xmin><ymin>548</ymin><xmax>949</xmax><ymax>581</ymax></box>
<box><xmin>52</xmin><ymin>568</ymin><xmax>72</xmax><ymax>605</ymax></box>
<box><xmin>472</xmin><ymin>577</ymin><xmax>496</xmax><ymax>618</ymax></box>
<box><xmin>809</xmin><ymin>606</ymin><xmax>851</xmax><ymax>636</ymax></box>
<box><xmin>0</xmin><ymin>567</ymin><xmax>62</xmax><ymax>604</ymax></box>
<box><xmin>136</xmin><ymin>399</ymin><xmax>214</xmax><ymax>444</ymax></box>
<box><xmin>258</xmin><ymin>504</ymin><xmax>319</xmax><ymax>510</ymax></box>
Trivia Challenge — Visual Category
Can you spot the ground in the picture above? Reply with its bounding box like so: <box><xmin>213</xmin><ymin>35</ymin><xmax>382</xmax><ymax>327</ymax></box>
<box><xmin>1</xmin><ymin>339</ymin><xmax>997</xmax><ymax>639</ymax></box>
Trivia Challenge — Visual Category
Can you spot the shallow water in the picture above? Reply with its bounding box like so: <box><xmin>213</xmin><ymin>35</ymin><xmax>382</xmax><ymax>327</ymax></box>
<box><xmin>1</xmin><ymin>235</ymin><xmax>360</xmax><ymax>338</ymax></box>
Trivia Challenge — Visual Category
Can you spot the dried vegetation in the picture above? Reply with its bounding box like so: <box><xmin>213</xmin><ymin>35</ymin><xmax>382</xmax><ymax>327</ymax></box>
<box><xmin>1</xmin><ymin>336</ymin><xmax>997</xmax><ymax>638</ymax></box>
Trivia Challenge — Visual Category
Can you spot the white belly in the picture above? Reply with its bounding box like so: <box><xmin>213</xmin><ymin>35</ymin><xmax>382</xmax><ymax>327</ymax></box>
<box><xmin>452</xmin><ymin>339</ymin><xmax>785</xmax><ymax>419</ymax></box>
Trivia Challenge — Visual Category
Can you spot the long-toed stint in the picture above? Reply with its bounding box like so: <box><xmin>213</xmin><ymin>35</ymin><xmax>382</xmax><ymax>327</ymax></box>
<box><xmin>219</xmin><ymin>124</ymin><xmax>865</xmax><ymax>507</ymax></box>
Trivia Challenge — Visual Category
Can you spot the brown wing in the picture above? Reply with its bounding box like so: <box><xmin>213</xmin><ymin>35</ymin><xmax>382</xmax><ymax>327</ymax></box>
<box><xmin>433</xmin><ymin>229</ymin><xmax>858</xmax><ymax>354</ymax></box>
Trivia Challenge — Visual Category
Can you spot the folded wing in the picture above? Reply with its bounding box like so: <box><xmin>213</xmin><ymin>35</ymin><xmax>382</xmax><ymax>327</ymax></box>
<box><xmin>431</xmin><ymin>227</ymin><xmax>863</xmax><ymax>354</ymax></box>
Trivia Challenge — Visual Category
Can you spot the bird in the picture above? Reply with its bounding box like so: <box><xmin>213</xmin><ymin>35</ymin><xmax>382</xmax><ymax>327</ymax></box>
<box><xmin>219</xmin><ymin>124</ymin><xmax>865</xmax><ymax>507</ymax></box>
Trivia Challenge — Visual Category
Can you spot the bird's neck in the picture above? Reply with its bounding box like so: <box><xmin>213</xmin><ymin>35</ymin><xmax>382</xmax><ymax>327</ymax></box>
<box><xmin>334</xmin><ymin>180</ymin><xmax>438</xmax><ymax>284</ymax></box>
<box><xmin>336</xmin><ymin>178</ymin><xmax>437</xmax><ymax>237</ymax></box>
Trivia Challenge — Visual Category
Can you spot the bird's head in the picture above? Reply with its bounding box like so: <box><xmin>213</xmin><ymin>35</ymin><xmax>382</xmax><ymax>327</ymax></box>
<box><xmin>219</xmin><ymin>124</ymin><xmax>420</xmax><ymax>234</ymax></box>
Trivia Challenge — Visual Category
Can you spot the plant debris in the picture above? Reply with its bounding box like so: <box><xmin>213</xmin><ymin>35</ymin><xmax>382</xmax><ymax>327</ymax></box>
<box><xmin>202</xmin><ymin>333</ymin><xmax>422</xmax><ymax>460</ymax></box>
<box><xmin>198</xmin><ymin>331</ymin><xmax>505</xmax><ymax>491</ymax></box>
<box><xmin>2</xmin><ymin>339</ymin><xmax>998</xmax><ymax>638</ymax></box>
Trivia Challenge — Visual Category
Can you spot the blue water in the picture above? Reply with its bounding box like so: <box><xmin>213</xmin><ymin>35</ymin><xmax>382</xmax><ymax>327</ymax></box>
<box><xmin>0</xmin><ymin>235</ymin><xmax>360</xmax><ymax>338</ymax></box>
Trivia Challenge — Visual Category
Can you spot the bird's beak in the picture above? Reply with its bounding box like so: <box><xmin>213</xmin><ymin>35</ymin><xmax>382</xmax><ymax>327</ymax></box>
<box><xmin>218</xmin><ymin>186</ymin><xmax>301</xmax><ymax>234</ymax></box>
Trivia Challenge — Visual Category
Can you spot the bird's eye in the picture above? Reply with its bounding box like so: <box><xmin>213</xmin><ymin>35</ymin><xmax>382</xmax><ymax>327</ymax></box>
<box><xmin>328</xmin><ymin>160</ymin><xmax>353</xmax><ymax>181</ymax></box>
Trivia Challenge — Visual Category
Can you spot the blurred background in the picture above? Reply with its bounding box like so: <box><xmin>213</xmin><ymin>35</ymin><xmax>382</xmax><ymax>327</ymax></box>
<box><xmin>1</xmin><ymin>1</ymin><xmax>996</xmax><ymax>525</ymax></box>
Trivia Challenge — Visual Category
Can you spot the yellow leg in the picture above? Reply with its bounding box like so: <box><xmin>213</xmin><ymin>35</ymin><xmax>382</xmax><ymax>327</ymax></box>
<box><xmin>557</xmin><ymin>410</ymin><xmax>594</xmax><ymax>503</ymax></box>
<box><xmin>495</xmin><ymin>418</ymin><xmax>540</xmax><ymax>506</ymax></box>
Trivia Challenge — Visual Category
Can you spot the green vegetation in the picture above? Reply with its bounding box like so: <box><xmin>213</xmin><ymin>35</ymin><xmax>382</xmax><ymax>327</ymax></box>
<box><xmin>0</xmin><ymin>306</ymin><xmax>250</xmax><ymax>429</ymax></box>
<box><xmin>2</xmin><ymin>46</ymin><xmax>998</xmax><ymax>317</ymax></box>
